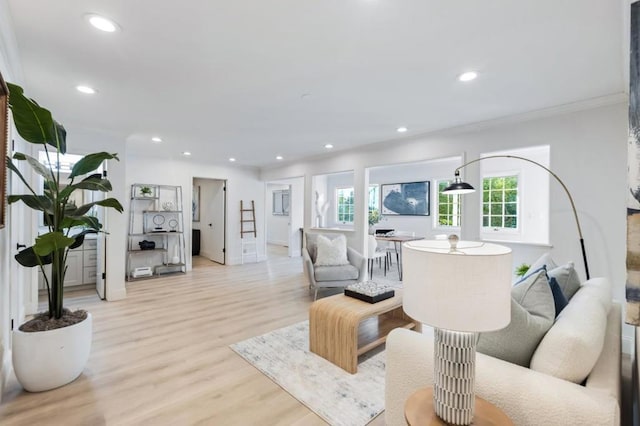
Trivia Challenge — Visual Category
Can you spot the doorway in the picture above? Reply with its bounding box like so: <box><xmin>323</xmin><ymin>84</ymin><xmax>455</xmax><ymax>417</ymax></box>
<box><xmin>192</xmin><ymin>178</ymin><xmax>227</xmax><ymax>265</ymax></box>
<box><xmin>265</xmin><ymin>176</ymin><xmax>304</xmax><ymax>258</ymax></box>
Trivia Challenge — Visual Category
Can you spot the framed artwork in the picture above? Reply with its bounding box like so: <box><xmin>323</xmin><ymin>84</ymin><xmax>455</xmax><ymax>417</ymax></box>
<box><xmin>192</xmin><ymin>185</ymin><xmax>200</xmax><ymax>222</ymax></box>
<box><xmin>381</xmin><ymin>181</ymin><xmax>430</xmax><ymax>216</ymax></box>
<box><xmin>0</xmin><ymin>72</ymin><xmax>8</xmax><ymax>229</ymax></box>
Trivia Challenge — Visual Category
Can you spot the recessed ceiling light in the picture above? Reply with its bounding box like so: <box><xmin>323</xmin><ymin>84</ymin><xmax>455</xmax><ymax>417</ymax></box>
<box><xmin>324</xmin><ymin>144</ymin><xmax>334</xmax><ymax>149</ymax></box>
<box><xmin>397</xmin><ymin>127</ymin><xmax>408</xmax><ymax>133</ymax></box>
<box><xmin>458</xmin><ymin>71</ymin><xmax>478</xmax><ymax>82</ymax></box>
<box><xmin>182</xmin><ymin>151</ymin><xmax>191</xmax><ymax>156</ymax></box>
<box><xmin>86</xmin><ymin>14</ymin><xmax>120</xmax><ymax>33</ymax></box>
<box><xmin>151</xmin><ymin>137</ymin><xmax>162</xmax><ymax>143</ymax></box>
<box><xmin>229</xmin><ymin>157</ymin><xmax>236</xmax><ymax>162</ymax></box>
<box><xmin>76</xmin><ymin>85</ymin><xmax>97</xmax><ymax>94</ymax></box>
<box><xmin>276</xmin><ymin>155</ymin><xmax>283</xmax><ymax>160</ymax></box>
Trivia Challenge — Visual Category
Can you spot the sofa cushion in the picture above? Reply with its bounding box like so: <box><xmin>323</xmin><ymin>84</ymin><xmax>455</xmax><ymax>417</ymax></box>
<box><xmin>547</xmin><ymin>261</ymin><xmax>581</xmax><ymax>300</ymax></box>
<box><xmin>528</xmin><ymin>252</ymin><xmax>558</xmax><ymax>275</ymax></box>
<box><xmin>314</xmin><ymin>264</ymin><xmax>359</xmax><ymax>282</ymax></box>
<box><xmin>315</xmin><ymin>234</ymin><xmax>349</xmax><ymax>266</ymax></box>
<box><xmin>530</xmin><ymin>278</ymin><xmax>610</xmax><ymax>384</ymax></box>
<box><xmin>477</xmin><ymin>268</ymin><xmax>555</xmax><ymax>367</ymax></box>
<box><xmin>515</xmin><ymin>266</ymin><xmax>567</xmax><ymax>317</ymax></box>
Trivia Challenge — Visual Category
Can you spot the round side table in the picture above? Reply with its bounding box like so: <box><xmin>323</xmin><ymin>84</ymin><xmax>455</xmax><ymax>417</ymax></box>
<box><xmin>404</xmin><ymin>387</ymin><xmax>513</xmax><ymax>426</ymax></box>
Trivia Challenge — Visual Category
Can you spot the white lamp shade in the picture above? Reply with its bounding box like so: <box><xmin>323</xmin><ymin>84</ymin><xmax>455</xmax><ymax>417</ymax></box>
<box><xmin>402</xmin><ymin>240</ymin><xmax>512</xmax><ymax>332</ymax></box>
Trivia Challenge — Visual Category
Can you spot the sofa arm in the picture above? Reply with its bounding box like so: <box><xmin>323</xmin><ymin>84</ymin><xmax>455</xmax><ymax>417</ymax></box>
<box><xmin>347</xmin><ymin>247</ymin><xmax>366</xmax><ymax>281</ymax></box>
<box><xmin>385</xmin><ymin>328</ymin><xmax>620</xmax><ymax>426</ymax></box>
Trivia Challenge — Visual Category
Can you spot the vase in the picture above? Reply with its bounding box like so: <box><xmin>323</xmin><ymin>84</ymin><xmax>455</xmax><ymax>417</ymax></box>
<box><xmin>13</xmin><ymin>313</ymin><xmax>92</xmax><ymax>392</ymax></box>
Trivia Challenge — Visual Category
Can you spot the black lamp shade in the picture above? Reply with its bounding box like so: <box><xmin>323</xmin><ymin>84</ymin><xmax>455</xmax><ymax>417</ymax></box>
<box><xmin>442</xmin><ymin>179</ymin><xmax>476</xmax><ymax>195</ymax></box>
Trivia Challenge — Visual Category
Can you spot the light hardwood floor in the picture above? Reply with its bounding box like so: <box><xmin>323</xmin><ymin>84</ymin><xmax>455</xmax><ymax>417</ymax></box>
<box><xmin>1</xmin><ymin>247</ymin><xmax>633</xmax><ymax>425</ymax></box>
<box><xmin>1</xmin><ymin>245</ymin><xmax>384</xmax><ymax>425</ymax></box>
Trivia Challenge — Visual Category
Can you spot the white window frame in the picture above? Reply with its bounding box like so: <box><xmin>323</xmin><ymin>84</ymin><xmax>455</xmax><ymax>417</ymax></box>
<box><xmin>480</xmin><ymin>171</ymin><xmax>520</xmax><ymax>235</ymax></box>
<box><xmin>335</xmin><ymin>186</ymin><xmax>355</xmax><ymax>224</ymax></box>
<box><xmin>368</xmin><ymin>184</ymin><xmax>380</xmax><ymax>211</ymax></box>
<box><xmin>478</xmin><ymin>146</ymin><xmax>550</xmax><ymax>245</ymax></box>
<box><xmin>434</xmin><ymin>179</ymin><xmax>461</xmax><ymax>229</ymax></box>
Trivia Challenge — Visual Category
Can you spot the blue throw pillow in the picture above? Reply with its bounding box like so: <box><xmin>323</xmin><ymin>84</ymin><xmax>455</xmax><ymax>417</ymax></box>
<box><xmin>548</xmin><ymin>277</ymin><xmax>568</xmax><ymax>317</ymax></box>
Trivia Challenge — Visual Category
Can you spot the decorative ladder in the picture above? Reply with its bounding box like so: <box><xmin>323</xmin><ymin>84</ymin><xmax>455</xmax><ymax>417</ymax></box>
<box><xmin>240</xmin><ymin>200</ymin><xmax>257</xmax><ymax>264</ymax></box>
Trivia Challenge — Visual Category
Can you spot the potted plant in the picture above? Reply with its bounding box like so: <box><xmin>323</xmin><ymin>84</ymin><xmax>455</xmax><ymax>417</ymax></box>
<box><xmin>6</xmin><ymin>83</ymin><xmax>123</xmax><ymax>392</ymax></box>
<box><xmin>368</xmin><ymin>207</ymin><xmax>381</xmax><ymax>234</ymax></box>
<box><xmin>515</xmin><ymin>263</ymin><xmax>531</xmax><ymax>278</ymax></box>
<box><xmin>140</xmin><ymin>185</ymin><xmax>152</xmax><ymax>197</ymax></box>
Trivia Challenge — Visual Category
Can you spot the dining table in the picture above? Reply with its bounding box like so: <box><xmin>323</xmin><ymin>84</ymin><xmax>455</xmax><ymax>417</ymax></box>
<box><xmin>375</xmin><ymin>234</ymin><xmax>424</xmax><ymax>280</ymax></box>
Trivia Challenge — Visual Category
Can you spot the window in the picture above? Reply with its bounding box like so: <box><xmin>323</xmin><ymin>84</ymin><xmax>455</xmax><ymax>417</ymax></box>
<box><xmin>436</xmin><ymin>180</ymin><xmax>461</xmax><ymax>227</ymax></box>
<box><xmin>336</xmin><ymin>187</ymin><xmax>355</xmax><ymax>223</ymax></box>
<box><xmin>368</xmin><ymin>184</ymin><xmax>381</xmax><ymax>226</ymax></box>
<box><xmin>482</xmin><ymin>175</ymin><xmax>518</xmax><ymax>229</ymax></box>
<box><xmin>368</xmin><ymin>185</ymin><xmax>379</xmax><ymax>210</ymax></box>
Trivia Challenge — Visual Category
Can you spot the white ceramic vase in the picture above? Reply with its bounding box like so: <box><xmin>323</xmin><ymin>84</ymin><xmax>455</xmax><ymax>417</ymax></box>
<box><xmin>12</xmin><ymin>313</ymin><xmax>92</xmax><ymax>392</ymax></box>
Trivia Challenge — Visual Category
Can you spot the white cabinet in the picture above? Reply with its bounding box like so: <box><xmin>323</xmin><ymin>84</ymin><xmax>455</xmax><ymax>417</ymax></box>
<box><xmin>38</xmin><ymin>238</ymin><xmax>98</xmax><ymax>289</ymax></box>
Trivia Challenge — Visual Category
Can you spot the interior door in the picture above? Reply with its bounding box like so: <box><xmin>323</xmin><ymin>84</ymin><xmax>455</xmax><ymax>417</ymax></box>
<box><xmin>209</xmin><ymin>180</ymin><xmax>226</xmax><ymax>264</ymax></box>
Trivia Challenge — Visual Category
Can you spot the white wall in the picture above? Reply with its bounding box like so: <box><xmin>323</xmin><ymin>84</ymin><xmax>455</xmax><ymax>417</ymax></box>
<box><xmin>369</xmin><ymin>156</ymin><xmax>461</xmax><ymax>238</ymax></box>
<box><xmin>127</xmin><ymin>156</ymin><xmax>265</xmax><ymax>266</ymax></box>
<box><xmin>266</xmin><ymin>184</ymin><xmax>289</xmax><ymax>246</ymax></box>
<box><xmin>262</xmin><ymin>101</ymin><xmax>630</xmax><ymax>350</ymax></box>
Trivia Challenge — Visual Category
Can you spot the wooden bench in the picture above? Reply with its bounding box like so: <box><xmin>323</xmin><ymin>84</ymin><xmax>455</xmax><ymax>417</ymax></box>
<box><xmin>309</xmin><ymin>291</ymin><xmax>415</xmax><ymax>373</ymax></box>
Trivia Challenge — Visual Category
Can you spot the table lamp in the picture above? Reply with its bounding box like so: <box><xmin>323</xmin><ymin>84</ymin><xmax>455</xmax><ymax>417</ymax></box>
<box><xmin>402</xmin><ymin>236</ymin><xmax>512</xmax><ymax>425</ymax></box>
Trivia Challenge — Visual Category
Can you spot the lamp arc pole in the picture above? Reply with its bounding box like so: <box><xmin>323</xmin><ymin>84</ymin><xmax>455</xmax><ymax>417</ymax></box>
<box><xmin>449</xmin><ymin>155</ymin><xmax>589</xmax><ymax>280</ymax></box>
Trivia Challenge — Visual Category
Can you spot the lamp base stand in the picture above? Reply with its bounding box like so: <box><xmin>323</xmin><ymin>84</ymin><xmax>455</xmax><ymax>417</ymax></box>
<box><xmin>433</xmin><ymin>328</ymin><xmax>477</xmax><ymax>425</ymax></box>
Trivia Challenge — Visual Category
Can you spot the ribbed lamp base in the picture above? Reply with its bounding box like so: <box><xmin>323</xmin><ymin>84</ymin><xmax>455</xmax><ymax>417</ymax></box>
<box><xmin>433</xmin><ymin>328</ymin><xmax>477</xmax><ymax>425</ymax></box>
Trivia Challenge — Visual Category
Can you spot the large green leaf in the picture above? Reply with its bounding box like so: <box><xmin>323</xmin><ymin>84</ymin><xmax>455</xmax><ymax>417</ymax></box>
<box><xmin>7</xmin><ymin>194</ymin><xmax>52</xmax><ymax>212</ymax></box>
<box><xmin>12</xmin><ymin>152</ymin><xmax>53</xmax><ymax>181</ymax></box>
<box><xmin>69</xmin><ymin>152</ymin><xmax>119</xmax><ymax>178</ymax></box>
<box><xmin>69</xmin><ymin>229</ymin><xmax>98</xmax><ymax>249</ymax></box>
<box><xmin>74</xmin><ymin>175</ymin><xmax>113</xmax><ymax>192</ymax></box>
<box><xmin>6</xmin><ymin>156</ymin><xmax>37</xmax><ymax>195</ymax></box>
<box><xmin>73</xmin><ymin>198</ymin><xmax>124</xmax><ymax>216</ymax></box>
<box><xmin>7</xmin><ymin>83</ymin><xmax>66</xmax><ymax>153</ymax></box>
<box><xmin>15</xmin><ymin>246</ymin><xmax>52</xmax><ymax>267</ymax></box>
<box><xmin>61</xmin><ymin>216</ymin><xmax>102</xmax><ymax>231</ymax></box>
<box><xmin>33</xmin><ymin>232</ymin><xmax>75</xmax><ymax>257</ymax></box>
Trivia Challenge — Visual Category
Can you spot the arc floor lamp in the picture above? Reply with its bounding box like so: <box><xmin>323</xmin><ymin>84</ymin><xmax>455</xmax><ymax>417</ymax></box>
<box><xmin>442</xmin><ymin>155</ymin><xmax>590</xmax><ymax>280</ymax></box>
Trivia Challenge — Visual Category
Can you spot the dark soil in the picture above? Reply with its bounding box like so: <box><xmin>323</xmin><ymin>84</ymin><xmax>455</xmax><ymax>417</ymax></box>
<box><xmin>19</xmin><ymin>309</ymin><xmax>88</xmax><ymax>332</ymax></box>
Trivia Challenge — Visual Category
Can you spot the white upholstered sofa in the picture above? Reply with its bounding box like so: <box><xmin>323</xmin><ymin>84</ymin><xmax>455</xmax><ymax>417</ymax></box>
<box><xmin>385</xmin><ymin>277</ymin><xmax>621</xmax><ymax>425</ymax></box>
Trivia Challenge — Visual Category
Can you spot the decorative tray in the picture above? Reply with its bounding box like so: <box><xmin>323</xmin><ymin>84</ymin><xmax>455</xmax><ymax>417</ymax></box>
<box><xmin>344</xmin><ymin>281</ymin><xmax>395</xmax><ymax>303</ymax></box>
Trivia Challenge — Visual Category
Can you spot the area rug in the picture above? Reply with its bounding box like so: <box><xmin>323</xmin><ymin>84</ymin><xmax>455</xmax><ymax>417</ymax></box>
<box><xmin>230</xmin><ymin>321</ymin><xmax>385</xmax><ymax>426</ymax></box>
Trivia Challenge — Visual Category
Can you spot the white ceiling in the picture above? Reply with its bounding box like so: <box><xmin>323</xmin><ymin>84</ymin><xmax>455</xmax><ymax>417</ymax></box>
<box><xmin>6</xmin><ymin>0</ymin><xmax>625</xmax><ymax>168</ymax></box>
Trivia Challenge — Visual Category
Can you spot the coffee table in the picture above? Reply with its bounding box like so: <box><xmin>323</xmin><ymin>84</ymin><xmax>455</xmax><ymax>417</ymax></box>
<box><xmin>309</xmin><ymin>290</ymin><xmax>416</xmax><ymax>373</ymax></box>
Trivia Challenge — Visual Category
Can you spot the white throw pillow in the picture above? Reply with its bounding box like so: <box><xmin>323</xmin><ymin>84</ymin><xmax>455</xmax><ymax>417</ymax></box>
<box><xmin>314</xmin><ymin>235</ymin><xmax>349</xmax><ymax>266</ymax></box>
<box><xmin>530</xmin><ymin>280</ymin><xmax>609</xmax><ymax>384</ymax></box>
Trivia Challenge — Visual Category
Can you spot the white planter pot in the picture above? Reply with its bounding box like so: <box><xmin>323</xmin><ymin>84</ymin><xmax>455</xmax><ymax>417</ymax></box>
<box><xmin>12</xmin><ymin>313</ymin><xmax>92</xmax><ymax>392</ymax></box>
